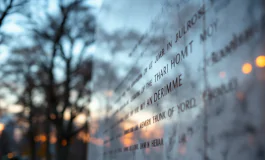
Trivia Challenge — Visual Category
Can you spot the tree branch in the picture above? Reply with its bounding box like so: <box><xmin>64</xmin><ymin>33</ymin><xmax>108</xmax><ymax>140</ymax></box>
<box><xmin>67</xmin><ymin>121</ymin><xmax>88</xmax><ymax>139</ymax></box>
<box><xmin>0</xmin><ymin>0</ymin><xmax>14</xmax><ymax>27</ymax></box>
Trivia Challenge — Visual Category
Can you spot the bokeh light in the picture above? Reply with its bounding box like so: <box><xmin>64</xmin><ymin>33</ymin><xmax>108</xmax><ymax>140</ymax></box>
<box><xmin>0</xmin><ymin>123</ymin><xmax>5</xmax><ymax>132</ymax></box>
<box><xmin>255</xmin><ymin>55</ymin><xmax>265</xmax><ymax>68</ymax></box>
<box><xmin>7</xmin><ymin>153</ymin><xmax>14</xmax><ymax>159</ymax></box>
<box><xmin>62</xmin><ymin>139</ymin><xmax>67</xmax><ymax>146</ymax></box>
<box><xmin>242</xmin><ymin>63</ymin><xmax>252</xmax><ymax>74</ymax></box>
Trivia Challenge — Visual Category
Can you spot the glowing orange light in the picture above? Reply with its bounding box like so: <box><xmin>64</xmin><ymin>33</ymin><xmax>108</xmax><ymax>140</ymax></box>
<box><xmin>50</xmin><ymin>136</ymin><xmax>57</xmax><ymax>144</ymax></box>
<box><xmin>219</xmin><ymin>71</ymin><xmax>226</xmax><ymax>78</ymax></box>
<box><xmin>242</xmin><ymin>63</ymin><xmax>252</xmax><ymax>74</ymax></box>
<box><xmin>7</xmin><ymin>153</ymin><xmax>14</xmax><ymax>159</ymax></box>
<box><xmin>256</xmin><ymin>55</ymin><xmax>265</xmax><ymax>68</ymax></box>
<box><xmin>120</xmin><ymin>122</ymin><xmax>135</xmax><ymax>146</ymax></box>
<box><xmin>77</xmin><ymin>131</ymin><xmax>90</xmax><ymax>143</ymax></box>
<box><xmin>39</xmin><ymin>135</ymin><xmax>47</xmax><ymax>142</ymax></box>
<box><xmin>0</xmin><ymin>123</ymin><xmax>5</xmax><ymax>132</ymax></box>
<box><xmin>122</xmin><ymin>132</ymin><xmax>134</xmax><ymax>146</ymax></box>
<box><xmin>62</xmin><ymin>139</ymin><xmax>67</xmax><ymax>146</ymax></box>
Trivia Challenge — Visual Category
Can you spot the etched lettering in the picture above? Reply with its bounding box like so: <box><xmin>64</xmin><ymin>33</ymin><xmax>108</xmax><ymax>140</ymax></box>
<box><xmin>152</xmin><ymin>138</ymin><xmax>164</xmax><ymax>147</ymax></box>
<box><xmin>171</xmin><ymin>40</ymin><xmax>193</xmax><ymax>69</ymax></box>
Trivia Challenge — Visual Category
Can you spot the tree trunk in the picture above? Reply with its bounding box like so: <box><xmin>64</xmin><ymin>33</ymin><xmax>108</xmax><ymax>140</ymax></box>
<box><xmin>56</xmin><ymin>141</ymin><xmax>70</xmax><ymax>160</ymax></box>
<box><xmin>29</xmin><ymin>121</ymin><xmax>36</xmax><ymax>160</ymax></box>
<box><xmin>28</xmin><ymin>90</ymin><xmax>36</xmax><ymax>160</ymax></box>
<box><xmin>45</xmin><ymin>120</ymin><xmax>51</xmax><ymax>160</ymax></box>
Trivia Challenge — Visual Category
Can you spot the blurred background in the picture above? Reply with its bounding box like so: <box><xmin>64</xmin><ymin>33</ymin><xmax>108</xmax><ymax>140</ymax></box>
<box><xmin>0</xmin><ymin>0</ymin><xmax>101</xmax><ymax>159</ymax></box>
<box><xmin>0</xmin><ymin>0</ymin><xmax>265</xmax><ymax>160</ymax></box>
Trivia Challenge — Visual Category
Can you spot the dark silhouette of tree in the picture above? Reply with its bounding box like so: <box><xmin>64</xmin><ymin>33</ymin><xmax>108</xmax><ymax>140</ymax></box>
<box><xmin>0</xmin><ymin>0</ymin><xmax>28</xmax><ymax>28</ymax></box>
<box><xmin>0</xmin><ymin>0</ymin><xmax>28</xmax><ymax>45</ymax></box>
<box><xmin>23</xmin><ymin>1</ymin><xmax>95</xmax><ymax>159</ymax></box>
<box><xmin>1</xmin><ymin>0</ymin><xmax>95</xmax><ymax>160</ymax></box>
<box><xmin>0</xmin><ymin>46</ymin><xmax>43</xmax><ymax>160</ymax></box>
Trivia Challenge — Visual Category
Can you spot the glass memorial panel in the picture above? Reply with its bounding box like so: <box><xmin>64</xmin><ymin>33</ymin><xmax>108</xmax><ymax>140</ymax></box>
<box><xmin>90</xmin><ymin>0</ymin><xmax>265</xmax><ymax>160</ymax></box>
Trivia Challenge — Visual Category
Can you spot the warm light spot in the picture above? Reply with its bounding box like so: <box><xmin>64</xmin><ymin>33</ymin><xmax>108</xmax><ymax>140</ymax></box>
<box><xmin>7</xmin><ymin>104</ymin><xmax>23</xmax><ymax>113</ymax></box>
<box><xmin>7</xmin><ymin>153</ymin><xmax>14</xmax><ymax>159</ymax></box>
<box><xmin>77</xmin><ymin>131</ymin><xmax>103</xmax><ymax>145</ymax></box>
<box><xmin>242</xmin><ymin>63</ymin><xmax>252</xmax><ymax>74</ymax></box>
<box><xmin>74</xmin><ymin>113</ymin><xmax>87</xmax><ymax>125</ymax></box>
<box><xmin>130</xmin><ymin>112</ymin><xmax>153</xmax><ymax>124</ymax></box>
<box><xmin>39</xmin><ymin>135</ymin><xmax>47</xmax><ymax>142</ymax></box>
<box><xmin>50</xmin><ymin>114</ymin><xmax>56</xmax><ymax>120</ymax></box>
<box><xmin>34</xmin><ymin>134</ymin><xmax>47</xmax><ymax>142</ymax></box>
<box><xmin>140</xmin><ymin>126</ymin><xmax>164</xmax><ymax>140</ymax></box>
<box><xmin>64</xmin><ymin>109</ymin><xmax>71</xmax><ymax>120</ymax></box>
<box><xmin>122</xmin><ymin>132</ymin><xmax>134</xmax><ymax>146</ymax></box>
<box><xmin>141</xmin><ymin>130</ymin><xmax>152</xmax><ymax>139</ymax></box>
<box><xmin>0</xmin><ymin>123</ymin><xmax>5</xmax><ymax>132</ymax></box>
<box><xmin>77</xmin><ymin>131</ymin><xmax>90</xmax><ymax>143</ymax></box>
<box><xmin>50</xmin><ymin>136</ymin><xmax>57</xmax><ymax>144</ymax></box>
<box><xmin>62</xmin><ymin>139</ymin><xmax>67</xmax><ymax>146</ymax></box>
<box><xmin>256</xmin><ymin>55</ymin><xmax>265</xmax><ymax>68</ymax></box>
<box><xmin>219</xmin><ymin>71</ymin><xmax>226</xmax><ymax>78</ymax></box>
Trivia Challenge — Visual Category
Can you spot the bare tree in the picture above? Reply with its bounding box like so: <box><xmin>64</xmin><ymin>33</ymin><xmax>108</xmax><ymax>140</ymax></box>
<box><xmin>0</xmin><ymin>46</ymin><xmax>44</xmax><ymax>160</ymax></box>
<box><xmin>0</xmin><ymin>0</ymin><xmax>26</xmax><ymax>27</ymax></box>
<box><xmin>0</xmin><ymin>0</ymin><xmax>95</xmax><ymax>160</ymax></box>
<box><xmin>23</xmin><ymin>1</ymin><xmax>95</xmax><ymax>160</ymax></box>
